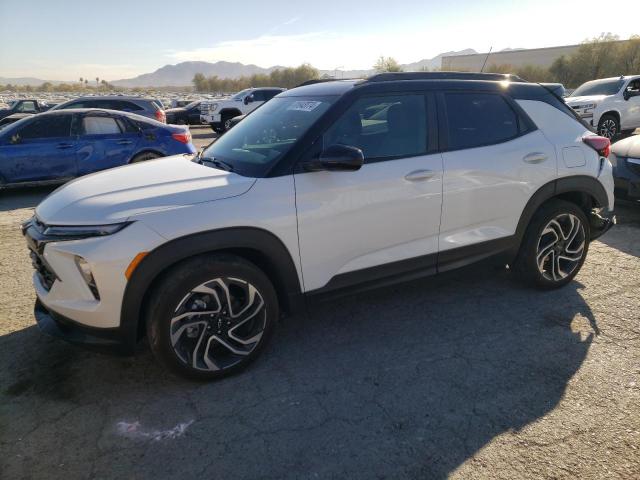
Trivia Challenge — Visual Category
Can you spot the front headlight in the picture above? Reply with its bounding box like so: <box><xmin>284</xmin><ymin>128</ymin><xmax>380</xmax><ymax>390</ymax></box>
<box><xmin>210</xmin><ymin>103</ymin><xmax>218</xmax><ymax>112</ymax></box>
<box><xmin>42</xmin><ymin>222</ymin><xmax>131</xmax><ymax>239</ymax></box>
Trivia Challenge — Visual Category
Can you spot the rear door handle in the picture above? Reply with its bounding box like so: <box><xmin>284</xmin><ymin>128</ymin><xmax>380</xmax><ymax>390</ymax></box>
<box><xmin>56</xmin><ymin>143</ymin><xmax>73</xmax><ymax>149</ymax></box>
<box><xmin>405</xmin><ymin>169</ymin><xmax>436</xmax><ymax>181</ymax></box>
<box><xmin>117</xmin><ymin>140</ymin><xmax>133</xmax><ymax>145</ymax></box>
<box><xmin>523</xmin><ymin>152</ymin><xmax>548</xmax><ymax>164</ymax></box>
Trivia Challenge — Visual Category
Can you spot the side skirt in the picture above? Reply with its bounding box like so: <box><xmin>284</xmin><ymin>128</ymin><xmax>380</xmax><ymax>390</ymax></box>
<box><xmin>305</xmin><ymin>236</ymin><xmax>517</xmax><ymax>303</ymax></box>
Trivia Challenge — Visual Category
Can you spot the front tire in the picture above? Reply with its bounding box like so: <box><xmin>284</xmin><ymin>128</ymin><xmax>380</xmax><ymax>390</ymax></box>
<box><xmin>514</xmin><ymin>200</ymin><xmax>590</xmax><ymax>289</ymax></box>
<box><xmin>146</xmin><ymin>254</ymin><xmax>278</xmax><ymax>380</ymax></box>
<box><xmin>597</xmin><ymin>114</ymin><xmax>620</xmax><ymax>139</ymax></box>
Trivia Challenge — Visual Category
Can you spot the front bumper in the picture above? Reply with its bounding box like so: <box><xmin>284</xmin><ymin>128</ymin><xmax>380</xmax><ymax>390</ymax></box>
<box><xmin>35</xmin><ymin>299</ymin><xmax>133</xmax><ymax>354</ymax></box>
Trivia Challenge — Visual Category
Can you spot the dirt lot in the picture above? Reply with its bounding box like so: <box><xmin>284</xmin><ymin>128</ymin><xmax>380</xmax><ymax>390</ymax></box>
<box><xmin>0</xmin><ymin>162</ymin><xmax>639</xmax><ymax>478</ymax></box>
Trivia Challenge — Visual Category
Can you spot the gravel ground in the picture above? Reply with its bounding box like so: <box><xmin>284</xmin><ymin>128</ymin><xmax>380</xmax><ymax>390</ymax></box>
<box><xmin>0</xmin><ymin>176</ymin><xmax>639</xmax><ymax>479</ymax></box>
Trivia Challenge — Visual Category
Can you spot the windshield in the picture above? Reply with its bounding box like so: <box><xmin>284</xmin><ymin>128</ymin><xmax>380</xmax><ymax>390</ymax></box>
<box><xmin>571</xmin><ymin>79</ymin><xmax>625</xmax><ymax>97</ymax></box>
<box><xmin>199</xmin><ymin>95</ymin><xmax>337</xmax><ymax>177</ymax></box>
<box><xmin>231</xmin><ymin>89</ymin><xmax>253</xmax><ymax>100</ymax></box>
<box><xmin>185</xmin><ymin>101</ymin><xmax>200</xmax><ymax>109</ymax></box>
<box><xmin>8</xmin><ymin>100</ymin><xmax>17</xmax><ymax>109</ymax></box>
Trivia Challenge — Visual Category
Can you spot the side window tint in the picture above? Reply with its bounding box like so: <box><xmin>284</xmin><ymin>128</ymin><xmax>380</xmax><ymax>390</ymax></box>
<box><xmin>251</xmin><ymin>91</ymin><xmax>264</xmax><ymax>102</ymax></box>
<box><xmin>324</xmin><ymin>94</ymin><xmax>427</xmax><ymax>161</ymax></box>
<box><xmin>444</xmin><ymin>93</ymin><xmax>519</xmax><ymax>150</ymax></box>
<box><xmin>82</xmin><ymin>116</ymin><xmax>122</xmax><ymax>135</ymax></box>
<box><xmin>19</xmin><ymin>115</ymin><xmax>72</xmax><ymax>139</ymax></box>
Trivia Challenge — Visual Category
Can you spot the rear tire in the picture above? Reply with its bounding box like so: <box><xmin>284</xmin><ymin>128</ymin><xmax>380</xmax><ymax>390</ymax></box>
<box><xmin>130</xmin><ymin>151</ymin><xmax>161</xmax><ymax>163</ymax></box>
<box><xmin>146</xmin><ymin>254</ymin><xmax>278</xmax><ymax>381</ymax></box>
<box><xmin>513</xmin><ymin>200</ymin><xmax>590</xmax><ymax>289</ymax></box>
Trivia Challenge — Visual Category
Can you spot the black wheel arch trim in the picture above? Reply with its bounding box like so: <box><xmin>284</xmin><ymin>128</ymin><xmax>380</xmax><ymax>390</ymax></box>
<box><xmin>512</xmin><ymin>175</ymin><xmax>609</xmax><ymax>255</ymax></box>
<box><xmin>119</xmin><ymin>227</ymin><xmax>303</xmax><ymax>348</ymax></box>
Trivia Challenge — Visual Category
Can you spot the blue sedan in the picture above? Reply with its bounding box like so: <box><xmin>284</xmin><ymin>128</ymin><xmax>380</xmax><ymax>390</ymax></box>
<box><xmin>0</xmin><ymin>109</ymin><xmax>196</xmax><ymax>188</ymax></box>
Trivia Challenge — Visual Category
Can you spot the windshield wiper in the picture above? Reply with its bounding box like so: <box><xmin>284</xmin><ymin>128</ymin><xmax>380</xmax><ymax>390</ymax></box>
<box><xmin>199</xmin><ymin>156</ymin><xmax>234</xmax><ymax>172</ymax></box>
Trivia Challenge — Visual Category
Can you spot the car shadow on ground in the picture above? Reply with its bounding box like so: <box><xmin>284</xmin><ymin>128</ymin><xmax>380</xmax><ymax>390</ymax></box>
<box><xmin>598</xmin><ymin>200</ymin><xmax>640</xmax><ymax>257</ymax></box>
<box><xmin>0</xmin><ymin>264</ymin><xmax>597</xmax><ymax>479</ymax></box>
<box><xmin>0</xmin><ymin>185</ymin><xmax>55</xmax><ymax>212</ymax></box>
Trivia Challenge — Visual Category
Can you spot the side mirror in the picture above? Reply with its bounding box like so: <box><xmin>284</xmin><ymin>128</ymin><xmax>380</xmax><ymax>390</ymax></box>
<box><xmin>623</xmin><ymin>90</ymin><xmax>630</xmax><ymax>101</ymax></box>
<box><xmin>244</xmin><ymin>95</ymin><xmax>253</xmax><ymax>105</ymax></box>
<box><xmin>10</xmin><ymin>134</ymin><xmax>21</xmax><ymax>145</ymax></box>
<box><xmin>305</xmin><ymin>144</ymin><xmax>364</xmax><ymax>172</ymax></box>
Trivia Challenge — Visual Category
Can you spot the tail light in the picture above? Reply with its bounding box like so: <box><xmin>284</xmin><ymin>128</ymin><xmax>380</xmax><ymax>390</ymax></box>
<box><xmin>155</xmin><ymin>109</ymin><xmax>166</xmax><ymax>123</ymax></box>
<box><xmin>172</xmin><ymin>130</ymin><xmax>192</xmax><ymax>144</ymax></box>
<box><xmin>582</xmin><ymin>135</ymin><xmax>610</xmax><ymax>158</ymax></box>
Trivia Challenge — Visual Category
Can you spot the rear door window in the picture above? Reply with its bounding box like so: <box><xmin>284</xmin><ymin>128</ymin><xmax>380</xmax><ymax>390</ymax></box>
<box><xmin>18</xmin><ymin>115</ymin><xmax>72</xmax><ymax>139</ymax></box>
<box><xmin>82</xmin><ymin>116</ymin><xmax>122</xmax><ymax>135</ymax></box>
<box><xmin>443</xmin><ymin>92</ymin><xmax>520</xmax><ymax>150</ymax></box>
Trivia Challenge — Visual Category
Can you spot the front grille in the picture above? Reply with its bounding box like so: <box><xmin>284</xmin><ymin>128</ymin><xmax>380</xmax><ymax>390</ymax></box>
<box><xmin>29</xmin><ymin>249</ymin><xmax>56</xmax><ymax>291</ymax></box>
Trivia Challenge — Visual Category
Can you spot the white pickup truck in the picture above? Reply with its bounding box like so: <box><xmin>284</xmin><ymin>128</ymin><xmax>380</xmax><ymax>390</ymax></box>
<box><xmin>565</xmin><ymin>75</ymin><xmax>640</xmax><ymax>139</ymax></box>
<box><xmin>200</xmin><ymin>87</ymin><xmax>285</xmax><ymax>133</ymax></box>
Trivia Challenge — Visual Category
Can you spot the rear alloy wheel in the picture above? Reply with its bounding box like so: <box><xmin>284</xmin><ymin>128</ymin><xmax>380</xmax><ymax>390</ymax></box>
<box><xmin>597</xmin><ymin>114</ymin><xmax>620</xmax><ymax>139</ymax></box>
<box><xmin>514</xmin><ymin>200</ymin><xmax>590</xmax><ymax>289</ymax></box>
<box><xmin>536</xmin><ymin>213</ymin><xmax>586</xmax><ymax>282</ymax></box>
<box><xmin>146</xmin><ymin>255</ymin><xmax>278</xmax><ymax>380</ymax></box>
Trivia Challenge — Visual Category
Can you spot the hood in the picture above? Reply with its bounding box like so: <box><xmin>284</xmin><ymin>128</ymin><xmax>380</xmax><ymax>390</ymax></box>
<box><xmin>565</xmin><ymin>95</ymin><xmax>607</xmax><ymax>106</ymax></box>
<box><xmin>36</xmin><ymin>155</ymin><xmax>256</xmax><ymax>225</ymax></box>
<box><xmin>611</xmin><ymin>134</ymin><xmax>640</xmax><ymax>159</ymax></box>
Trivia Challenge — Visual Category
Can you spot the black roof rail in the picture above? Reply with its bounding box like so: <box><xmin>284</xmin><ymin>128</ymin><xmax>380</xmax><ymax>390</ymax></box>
<box><xmin>366</xmin><ymin>71</ymin><xmax>527</xmax><ymax>83</ymax></box>
<box><xmin>295</xmin><ymin>78</ymin><xmax>341</xmax><ymax>88</ymax></box>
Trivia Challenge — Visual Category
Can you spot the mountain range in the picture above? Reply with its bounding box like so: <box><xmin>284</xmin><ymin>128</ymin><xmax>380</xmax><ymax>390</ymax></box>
<box><xmin>1</xmin><ymin>49</ymin><xmax>482</xmax><ymax>88</ymax></box>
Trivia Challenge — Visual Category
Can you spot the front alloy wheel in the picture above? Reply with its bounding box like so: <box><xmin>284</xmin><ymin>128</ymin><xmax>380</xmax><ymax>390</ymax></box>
<box><xmin>597</xmin><ymin>115</ymin><xmax>619</xmax><ymax>139</ymax></box>
<box><xmin>536</xmin><ymin>213</ymin><xmax>586</xmax><ymax>282</ymax></box>
<box><xmin>147</xmin><ymin>254</ymin><xmax>278</xmax><ymax>380</ymax></box>
<box><xmin>170</xmin><ymin>278</ymin><xmax>266</xmax><ymax>372</ymax></box>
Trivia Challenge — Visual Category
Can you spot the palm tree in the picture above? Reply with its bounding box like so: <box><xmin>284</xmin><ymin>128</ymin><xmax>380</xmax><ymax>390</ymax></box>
<box><xmin>96</xmin><ymin>77</ymin><xmax>99</xmax><ymax>86</ymax></box>
<box><xmin>84</xmin><ymin>79</ymin><xmax>89</xmax><ymax>87</ymax></box>
<box><xmin>79</xmin><ymin>77</ymin><xmax>83</xmax><ymax>84</ymax></box>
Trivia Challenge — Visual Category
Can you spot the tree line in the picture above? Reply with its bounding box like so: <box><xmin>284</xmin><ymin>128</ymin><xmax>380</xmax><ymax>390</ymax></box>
<box><xmin>192</xmin><ymin>64</ymin><xmax>320</xmax><ymax>92</ymax></box>
<box><xmin>374</xmin><ymin>34</ymin><xmax>640</xmax><ymax>88</ymax></box>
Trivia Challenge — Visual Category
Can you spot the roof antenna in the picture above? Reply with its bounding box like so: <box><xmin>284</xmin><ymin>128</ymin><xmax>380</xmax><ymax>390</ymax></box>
<box><xmin>480</xmin><ymin>46</ymin><xmax>493</xmax><ymax>72</ymax></box>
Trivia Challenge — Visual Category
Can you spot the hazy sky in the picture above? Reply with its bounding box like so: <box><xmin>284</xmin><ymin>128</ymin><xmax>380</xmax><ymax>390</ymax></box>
<box><xmin>0</xmin><ymin>0</ymin><xmax>637</xmax><ymax>81</ymax></box>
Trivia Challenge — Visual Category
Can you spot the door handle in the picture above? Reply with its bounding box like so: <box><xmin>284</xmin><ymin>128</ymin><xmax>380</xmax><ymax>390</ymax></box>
<box><xmin>405</xmin><ymin>169</ymin><xmax>436</xmax><ymax>181</ymax></box>
<box><xmin>117</xmin><ymin>140</ymin><xmax>133</xmax><ymax>145</ymax></box>
<box><xmin>56</xmin><ymin>143</ymin><xmax>73</xmax><ymax>149</ymax></box>
<box><xmin>523</xmin><ymin>152</ymin><xmax>548</xmax><ymax>164</ymax></box>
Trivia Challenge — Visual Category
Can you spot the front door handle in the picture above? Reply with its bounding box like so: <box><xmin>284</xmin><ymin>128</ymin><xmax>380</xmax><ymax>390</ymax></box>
<box><xmin>56</xmin><ymin>143</ymin><xmax>73</xmax><ymax>149</ymax></box>
<box><xmin>523</xmin><ymin>152</ymin><xmax>548</xmax><ymax>164</ymax></box>
<box><xmin>117</xmin><ymin>140</ymin><xmax>133</xmax><ymax>145</ymax></box>
<box><xmin>405</xmin><ymin>169</ymin><xmax>436</xmax><ymax>181</ymax></box>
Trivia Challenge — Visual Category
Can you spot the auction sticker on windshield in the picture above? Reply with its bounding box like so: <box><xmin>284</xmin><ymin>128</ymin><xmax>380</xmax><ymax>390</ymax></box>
<box><xmin>287</xmin><ymin>101</ymin><xmax>323</xmax><ymax>112</ymax></box>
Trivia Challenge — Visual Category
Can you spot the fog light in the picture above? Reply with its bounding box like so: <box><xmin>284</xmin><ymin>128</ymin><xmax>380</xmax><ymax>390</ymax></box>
<box><xmin>75</xmin><ymin>256</ymin><xmax>100</xmax><ymax>300</ymax></box>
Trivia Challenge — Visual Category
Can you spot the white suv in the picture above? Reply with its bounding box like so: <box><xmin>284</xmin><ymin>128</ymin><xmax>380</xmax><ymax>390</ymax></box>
<box><xmin>200</xmin><ymin>87</ymin><xmax>285</xmax><ymax>133</ymax></box>
<box><xmin>565</xmin><ymin>75</ymin><xmax>640</xmax><ymax>139</ymax></box>
<box><xmin>24</xmin><ymin>72</ymin><xmax>615</xmax><ymax>380</ymax></box>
